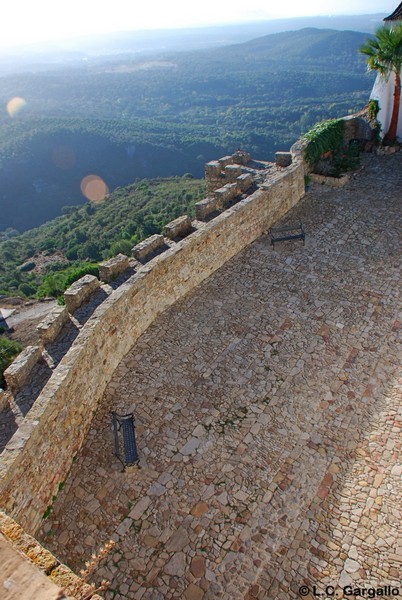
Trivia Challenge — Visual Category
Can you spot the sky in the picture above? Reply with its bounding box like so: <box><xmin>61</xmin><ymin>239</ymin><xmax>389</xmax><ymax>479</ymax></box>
<box><xmin>0</xmin><ymin>0</ymin><xmax>398</xmax><ymax>50</ymax></box>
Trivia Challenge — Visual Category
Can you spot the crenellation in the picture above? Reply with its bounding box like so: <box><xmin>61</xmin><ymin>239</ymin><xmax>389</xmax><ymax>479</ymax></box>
<box><xmin>132</xmin><ymin>233</ymin><xmax>166</xmax><ymax>263</ymax></box>
<box><xmin>163</xmin><ymin>215</ymin><xmax>193</xmax><ymax>240</ymax></box>
<box><xmin>275</xmin><ymin>151</ymin><xmax>293</xmax><ymax>167</ymax></box>
<box><xmin>212</xmin><ymin>183</ymin><xmax>240</xmax><ymax>209</ymax></box>
<box><xmin>224</xmin><ymin>164</ymin><xmax>242</xmax><ymax>180</ymax></box>
<box><xmin>64</xmin><ymin>274</ymin><xmax>101</xmax><ymax>314</ymax></box>
<box><xmin>217</xmin><ymin>155</ymin><xmax>234</xmax><ymax>167</ymax></box>
<box><xmin>98</xmin><ymin>253</ymin><xmax>130</xmax><ymax>282</ymax></box>
<box><xmin>36</xmin><ymin>306</ymin><xmax>69</xmax><ymax>345</ymax></box>
<box><xmin>194</xmin><ymin>196</ymin><xmax>219</xmax><ymax>220</ymax></box>
<box><xmin>205</xmin><ymin>151</ymin><xmax>254</xmax><ymax>193</ymax></box>
<box><xmin>236</xmin><ymin>172</ymin><xmax>253</xmax><ymax>192</ymax></box>
<box><xmin>3</xmin><ymin>346</ymin><xmax>42</xmax><ymax>396</ymax></box>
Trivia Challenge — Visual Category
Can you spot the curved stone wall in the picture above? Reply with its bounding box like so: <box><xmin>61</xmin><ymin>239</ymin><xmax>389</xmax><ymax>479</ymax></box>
<box><xmin>0</xmin><ymin>158</ymin><xmax>304</xmax><ymax>536</ymax></box>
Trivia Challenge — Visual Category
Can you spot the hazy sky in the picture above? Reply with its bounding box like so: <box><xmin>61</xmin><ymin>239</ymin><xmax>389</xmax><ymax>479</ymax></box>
<box><xmin>0</xmin><ymin>0</ymin><xmax>397</xmax><ymax>49</ymax></box>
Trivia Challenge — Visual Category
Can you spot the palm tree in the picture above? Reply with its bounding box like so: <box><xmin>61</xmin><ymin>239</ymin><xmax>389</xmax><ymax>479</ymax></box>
<box><xmin>360</xmin><ymin>24</ymin><xmax>402</xmax><ymax>145</ymax></box>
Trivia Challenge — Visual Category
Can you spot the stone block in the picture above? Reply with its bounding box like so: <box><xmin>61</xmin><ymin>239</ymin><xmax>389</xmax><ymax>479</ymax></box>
<box><xmin>218</xmin><ymin>155</ymin><xmax>234</xmax><ymax>168</ymax></box>
<box><xmin>204</xmin><ymin>161</ymin><xmax>222</xmax><ymax>179</ymax></box>
<box><xmin>132</xmin><ymin>234</ymin><xmax>165</xmax><ymax>263</ymax></box>
<box><xmin>224</xmin><ymin>165</ymin><xmax>242</xmax><ymax>181</ymax></box>
<box><xmin>195</xmin><ymin>197</ymin><xmax>219</xmax><ymax>220</ymax></box>
<box><xmin>163</xmin><ymin>215</ymin><xmax>192</xmax><ymax>240</ymax></box>
<box><xmin>64</xmin><ymin>275</ymin><xmax>100</xmax><ymax>314</ymax></box>
<box><xmin>237</xmin><ymin>173</ymin><xmax>253</xmax><ymax>192</ymax></box>
<box><xmin>213</xmin><ymin>183</ymin><xmax>239</xmax><ymax>209</ymax></box>
<box><xmin>36</xmin><ymin>306</ymin><xmax>69</xmax><ymax>345</ymax></box>
<box><xmin>4</xmin><ymin>346</ymin><xmax>42</xmax><ymax>394</ymax></box>
<box><xmin>275</xmin><ymin>152</ymin><xmax>293</xmax><ymax>167</ymax></box>
<box><xmin>310</xmin><ymin>173</ymin><xmax>351</xmax><ymax>187</ymax></box>
<box><xmin>99</xmin><ymin>253</ymin><xmax>130</xmax><ymax>283</ymax></box>
<box><xmin>232</xmin><ymin>150</ymin><xmax>251</xmax><ymax>165</ymax></box>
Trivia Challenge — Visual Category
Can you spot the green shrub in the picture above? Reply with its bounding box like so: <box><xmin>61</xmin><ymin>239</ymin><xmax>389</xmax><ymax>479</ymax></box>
<box><xmin>108</xmin><ymin>239</ymin><xmax>132</xmax><ymax>257</ymax></box>
<box><xmin>18</xmin><ymin>283</ymin><xmax>36</xmax><ymax>297</ymax></box>
<box><xmin>37</xmin><ymin>263</ymin><xmax>99</xmax><ymax>299</ymax></box>
<box><xmin>302</xmin><ymin>119</ymin><xmax>345</xmax><ymax>168</ymax></box>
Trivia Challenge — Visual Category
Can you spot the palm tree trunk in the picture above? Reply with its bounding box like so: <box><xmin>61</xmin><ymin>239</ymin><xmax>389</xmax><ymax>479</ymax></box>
<box><xmin>384</xmin><ymin>69</ymin><xmax>401</xmax><ymax>145</ymax></box>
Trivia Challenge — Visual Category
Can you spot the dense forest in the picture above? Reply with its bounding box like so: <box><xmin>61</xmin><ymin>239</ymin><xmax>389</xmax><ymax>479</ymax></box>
<box><xmin>0</xmin><ymin>27</ymin><xmax>375</xmax><ymax>232</ymax></box>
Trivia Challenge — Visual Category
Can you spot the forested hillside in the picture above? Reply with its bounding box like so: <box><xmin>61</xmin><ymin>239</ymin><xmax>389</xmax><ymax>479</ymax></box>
<box><xmin>0</xmin><ymin>176</ymin><xmax>205</xmax><ymax>298</ymax></box>
<box><xmin>0</xmin><ymin>27</ymin><xmax>374</xmax><ymax>232</ymax></box>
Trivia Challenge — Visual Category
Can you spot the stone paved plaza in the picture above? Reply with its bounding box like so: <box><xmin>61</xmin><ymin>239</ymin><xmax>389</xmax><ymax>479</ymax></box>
<box><xmin>38</xmin><ymin>153</ymin><xmax>401</xmax><ymax>599</ymax></box>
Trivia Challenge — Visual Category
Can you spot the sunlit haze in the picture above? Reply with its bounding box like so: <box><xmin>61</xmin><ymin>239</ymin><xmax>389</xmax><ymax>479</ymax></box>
<box><xmin>0</xmin><ymin>0</ymin><xmax>396</xmax><ymax>50</ymax></box>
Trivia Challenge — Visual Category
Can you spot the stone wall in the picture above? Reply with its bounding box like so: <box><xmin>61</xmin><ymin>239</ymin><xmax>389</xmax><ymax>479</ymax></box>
<box><xmin>0</xmin><ymin>157</ymin><xmax>305</xmax><ymax>536</ymax></box>
<box><xmin>0</xmin><ymin>511</ymin><xmax>102</xmax><ymax>599</ymax></box>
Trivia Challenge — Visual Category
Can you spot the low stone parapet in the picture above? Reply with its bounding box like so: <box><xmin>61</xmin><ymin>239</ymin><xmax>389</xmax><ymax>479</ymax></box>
<box><xmin>4</xmin><ymin>346</ymin><xmax>42</xmax><ymax>394</ymax></box>
<box><xmin>36</xmin><ymin>306</ymin><xmax>69</xmax><ymax>345</ymax></box>
<box><xmin>163</xmin><ymin>215</ymin><xmax>192</xmax><ymax>240</ymax></box>
<box><xmin>99</xmin><ymin>253</ymin><xmax>130</xmax><ymax>283</ymax></box>
<box><xmin>64</xmin><ymin>275</ymin><xmax>100</xmax><ymax>314</ymax></box>
<box><xmin>132</xmin><ymin>234</ymin><xmax>166</xmax><ymax>263</ymax></box>
<box><xmin>195</xmin><ymin>197</ymin><xmax>219</xmax><ymax>220</ymax></box>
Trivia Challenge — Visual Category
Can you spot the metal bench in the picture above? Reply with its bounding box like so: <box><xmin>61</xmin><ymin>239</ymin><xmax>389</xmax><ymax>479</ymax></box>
<box><xmin>269</xmin><ymin>223</ymin><xmax>305</xmax><ymax>248</ymax></box>
<box><xmin>111</xmin><ymin>412</ymin><xmax>139</xmax><ymax>470</ymax></box>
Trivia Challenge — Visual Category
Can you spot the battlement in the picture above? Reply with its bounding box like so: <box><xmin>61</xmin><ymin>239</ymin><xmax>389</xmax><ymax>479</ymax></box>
<box><xmin>0</xmin><ymin>146</ymin><xmax>305</xmax><ymax>536</ymax></box>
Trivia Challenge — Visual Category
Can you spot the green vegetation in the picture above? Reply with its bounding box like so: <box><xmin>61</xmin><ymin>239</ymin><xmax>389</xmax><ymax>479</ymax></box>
<box><xmin>0</xmin><ymin>27</ymin><xmax>374</xmax><ymax>232</ymax></box>
<box><xmin>0</xmin><ymin>337</ymin><xmax>22</xmax><ymax>388</ymax></box>
<box><xmin>303</xmin><ymin>119</ymin><xmax>346</xmax><ymax>167</ymax></box>
<box><xmin>303</xmin><ymin>119</ymin><xmax>360</xmax><ymax>177</ymax></box>
<box><xmin>360</xmin><ymin>24</ymin><xmax>402</xmax><ymax>145</ymax></box>
<box><xmin>0</xmin><ymin>176</ymin><xmax>205</xmax><ymax>298</ymax></box>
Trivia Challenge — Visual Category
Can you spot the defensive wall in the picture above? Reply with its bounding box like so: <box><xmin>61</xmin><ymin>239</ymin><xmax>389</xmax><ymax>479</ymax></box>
<box><xmin>0</xmin><ymin>148</ymin><xmax>305</xmax><ymax>536</ymax></box>
<box><xmin>0</xmin><ymin>112</ymin><xmax>377</xmax><ymax>597</ymax></box>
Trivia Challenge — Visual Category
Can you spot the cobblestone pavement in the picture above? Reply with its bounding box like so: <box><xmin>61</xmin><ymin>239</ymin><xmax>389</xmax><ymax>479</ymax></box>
<box><xmin>38</xmin><ymin>153</ymin><xmax>401</xmax><ymax>599</ymax></box>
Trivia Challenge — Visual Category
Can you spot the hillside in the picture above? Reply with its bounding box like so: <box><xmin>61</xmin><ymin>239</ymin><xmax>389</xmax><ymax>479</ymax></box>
<box><xmin>0</xmin><ymin>176</ymin><xmax>205</xmax><ymax>298</ymax></box>
<box><xmin>0</xmin><ymin>27</ymin><xmax>375</xmax><ymax>232</ymax></box>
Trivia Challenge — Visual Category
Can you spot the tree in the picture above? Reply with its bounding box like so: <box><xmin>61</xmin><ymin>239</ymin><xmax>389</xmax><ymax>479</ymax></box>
<box><xmin>360</xmin><ymin>24</ymin><xmax>402</xmax><ymax>145</ymax></box>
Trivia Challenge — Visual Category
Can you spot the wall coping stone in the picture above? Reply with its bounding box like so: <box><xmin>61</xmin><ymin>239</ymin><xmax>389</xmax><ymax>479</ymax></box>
<box><xmin>310</xmin><ymin>173</ymin><xmax>351</xmax><ymax>187</ymax></box>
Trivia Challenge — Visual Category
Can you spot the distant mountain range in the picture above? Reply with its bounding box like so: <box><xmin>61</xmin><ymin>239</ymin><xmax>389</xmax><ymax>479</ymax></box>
<box><xmin>0</xmin><ymin>14</ymin><xmax>385</xmax><ymax>72</ymax></box>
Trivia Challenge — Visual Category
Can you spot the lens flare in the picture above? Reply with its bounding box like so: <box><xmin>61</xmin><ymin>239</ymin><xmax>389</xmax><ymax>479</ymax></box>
<box><xmin>80</xmin><ymin>175</ymin><xmax>109</xmax><ymax>203</ymax></box>
<box><xmin>52</xmin><ymin>145</ymin><xmax>75</xmax><ymax>170</ymax></box>
<box><xmin>6</xmin><ymin>97</ymin><xmax>27</xmax><ymax>117</ymax></box>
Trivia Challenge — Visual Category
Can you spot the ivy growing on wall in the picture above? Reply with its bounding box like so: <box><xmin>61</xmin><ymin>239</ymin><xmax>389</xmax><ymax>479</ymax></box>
<box><xmin>302</xmin><ymin>119</ymin><xmax>345</xmax><ymax>168</ymax></box>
